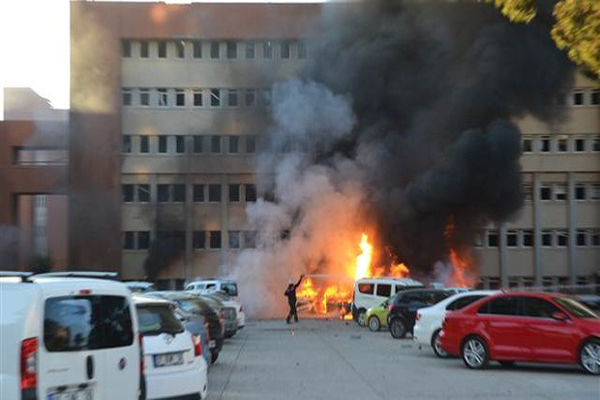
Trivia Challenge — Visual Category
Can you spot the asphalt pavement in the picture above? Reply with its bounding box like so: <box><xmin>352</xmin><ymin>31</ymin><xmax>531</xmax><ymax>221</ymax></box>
<box><xmin>208</xmin><ymin>319</ymin><xmax>599</xmax><ymax>400</ymax></box>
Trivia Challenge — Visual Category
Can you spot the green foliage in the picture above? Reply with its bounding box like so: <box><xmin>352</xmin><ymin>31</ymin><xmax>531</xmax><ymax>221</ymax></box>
<box><xmin>489</xmin><ymin>0</ymin><xmax>537</xmax><ymax>23</ymax></box>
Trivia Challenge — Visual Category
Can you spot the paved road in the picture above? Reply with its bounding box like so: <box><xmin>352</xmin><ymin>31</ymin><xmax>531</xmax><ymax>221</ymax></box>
<box><xmin>209</xmin><ymin>319</ymin><xmax>599</xmax><ymax>400</ymax></box>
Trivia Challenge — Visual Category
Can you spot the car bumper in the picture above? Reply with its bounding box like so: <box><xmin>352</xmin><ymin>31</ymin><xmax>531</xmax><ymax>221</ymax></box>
<box><xmin>438</xmin><ymin>330</ymin><xmax>460</xmax><ymax>357</ymax></box>
<box><xmin>412</xmin><ymin>324</ymin><xmax>432</xmax><ymax>346</ymax></box>
<box><xmin>237</xmin><ymin>311</ymin><xmax>246</xmax><ymax>328</ymax></box>
<box><xmin>146</xmin><ymin>360</ymin><xmax>208</xmax><ymax>400</ymax></box>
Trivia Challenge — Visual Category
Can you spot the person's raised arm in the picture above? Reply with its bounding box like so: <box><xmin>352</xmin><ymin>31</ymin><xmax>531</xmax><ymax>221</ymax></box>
<box><xmin>295</xmin><ymin>274</ymin><xmax>305</xmax><ymax>289</ymax></box>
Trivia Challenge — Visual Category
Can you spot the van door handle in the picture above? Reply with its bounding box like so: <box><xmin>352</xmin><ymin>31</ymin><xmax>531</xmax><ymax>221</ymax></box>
<box><xmin>86</xmin><ymin>355</ymin><xmax>94</xmax><ymax>380</ymax></box>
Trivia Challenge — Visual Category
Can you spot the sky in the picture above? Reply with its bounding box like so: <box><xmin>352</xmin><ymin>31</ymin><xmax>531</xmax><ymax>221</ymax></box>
<box><xmin>0</xmin><ymin>0</ymin><xmax>324</xmax><ymax>119</ymax></box>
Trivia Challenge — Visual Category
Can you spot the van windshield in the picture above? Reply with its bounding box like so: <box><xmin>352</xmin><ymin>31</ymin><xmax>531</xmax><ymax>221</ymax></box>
<box><xmin>137</xmin><ymin>305</ymin><xmax>184</xmax><ymax>336</ymax></box>
<box><xmin>221</xmin><ymin>282</ymin><xmax>238</xmax><ymax>296</ymax></box>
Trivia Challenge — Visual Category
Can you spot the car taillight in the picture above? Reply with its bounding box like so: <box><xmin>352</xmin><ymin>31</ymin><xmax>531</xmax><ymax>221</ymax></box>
<box><xmin>20</xmin><ymin>337</ymin><xmax>37</xmax><ymax>390</ymax></box>
<box><xmin>192</xmin><ymin>334</ymin><xmax>202</xmax><ymax>357</ymax></box>
<box><xmin>416</xmin><ymin>311</ymin><xmax>421</xmax><ymax>322</ymax></box>
<box><xmin>388</xmin><ymin>304</ymin><xmax>395</xmax><ymax>313</ymax></box>
<box><xmin>441</xmin><ymin>317</ymin><xmax>447</xmax><ymax>330</ymax></box>
<box><xmin>138</xmin><ymin>333</ymin><xmax>145</xmax><ymax>373</ymax></box>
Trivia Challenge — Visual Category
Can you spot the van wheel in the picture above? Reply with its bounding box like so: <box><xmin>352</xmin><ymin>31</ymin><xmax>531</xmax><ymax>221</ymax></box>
<box><xmin>461</xmin><ymin>336</ymin><xmax>489</xmax><ymax>369</ymax></box>
<box><xmin>356</xmin><ymin>309</ymin><xmax>367</xmax><ymax>327</ymax></box>
<box><xmin>431</xmin><ymin>329</ymin><xmax>448</xmax><ymax>358</ymax></box>
<box><xmin>389</xmin><ymin>318</ymin><xmax>407</xmax><ymax>339</ymax></box>
<box><xmin>580</xmin><ymin>339</ymin><xmax>600</xmax><ymax>375</ymax></box>
<box><xmin>368</xmin><ymin>316</ymin><xmax>381</xmax><ymax>331</ymax></box>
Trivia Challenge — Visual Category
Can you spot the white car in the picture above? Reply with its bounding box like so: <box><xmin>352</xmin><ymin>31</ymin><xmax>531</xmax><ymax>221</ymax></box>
<box><xmin>0</xmin><ymin>271</ymin><xmax>141</xmax><ymax>400</ymax></box>
<box><xmin>186</xmin><ymin>279</ymin><xmax>246</xmax><ymax>329</ymax></box>
<box><xmin>134</xmin><ymin>295</ymin><xmax>208</xmax><ymax>400</ymax></box>
<box><xmin>413</xmin><ymin>290</ymin><xmax>497</xmax><ymax>357</ymax></box>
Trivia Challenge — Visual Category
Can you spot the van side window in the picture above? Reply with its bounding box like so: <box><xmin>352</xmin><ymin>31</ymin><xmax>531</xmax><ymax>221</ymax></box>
<box><xmin>376</xmin><ymin>284</ymin><xmax>391</xmax><ymax>297</ymax></box>
<box><xmin>358</xmin><ymin>283</ymin><xmax>374</xmax><ymax>295</ymax></box>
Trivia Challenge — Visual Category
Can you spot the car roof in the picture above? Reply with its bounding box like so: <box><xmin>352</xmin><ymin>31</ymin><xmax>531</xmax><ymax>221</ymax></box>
<box><xmin>146</xmin><ymin>291</ymin><xmax>196</xmax><ymax>299</ymax></box>
<box><xmin>132</xmin><ymin>294</ymin><xmax>173</xmax><ymax>306</ymax></box>
<box><xmin>488</xmin><ymin>291</ymin><xmax>570</xmax><ymax>300</ymax></box>
<box><xmin>356</xmin><ymin>277</ymin><xmax>423</xmax><ymax>284</ymax></box>
<box><xmin>29</xmin><ymin>277</ymin><xmax>129</xmax><ymax>292</ymax></box>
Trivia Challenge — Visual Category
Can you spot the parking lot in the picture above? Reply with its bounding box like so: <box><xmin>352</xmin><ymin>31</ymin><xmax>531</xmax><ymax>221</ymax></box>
<box><xmin>209</xmin><ymin>319</ymin><xmax>599</xmax><ymax>400</ymax></box>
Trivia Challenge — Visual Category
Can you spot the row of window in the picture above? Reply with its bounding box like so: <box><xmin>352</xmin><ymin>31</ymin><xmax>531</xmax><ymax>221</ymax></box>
<box><xmin>122</xmin><ymin>39</ymin><xmax>308</xmax><ymax>61</ymax></box>
<box><xmin>122</xmin><ymin>87</ymin><xmax>272</xmax><ymax>108</ymax></box>
<box><xmin>122</xmin><ymin>183</ymin><xmax>257</xmax><ymax>203</ymax></box>
<box><xmin>478</xmin><ymin>229</ymin><xmax>600</xmax><ymax>248</ymax></box>
<box><xmin>123</xmin><ymin>230</ymin><xmax>258</xmax><ymax>250</ymax></box>
<box><xmin>522</xmin><ymin>182</ymin><xmax>600</xmax><ymax>202</ymax></box>
<box><xmin>522</xmin><ymin>134</ymin><xmax>600</xmax><ymax>153</ymax></box>
<box><xmin>122</xmin><ymin>134</ymin><xmax>257</xmax><ymax>155</ymax></box>
<box><xmin>555</xmin><ymin>88</ymin><xmax>600</xmax><ymax>107</ymax></box>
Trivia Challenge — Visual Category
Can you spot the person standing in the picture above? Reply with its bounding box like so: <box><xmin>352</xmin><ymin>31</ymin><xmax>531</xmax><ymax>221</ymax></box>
<box><xmin>284</xmin><ymin>274</ymin><xmax>304</xmax><ymax>324</ymax></box>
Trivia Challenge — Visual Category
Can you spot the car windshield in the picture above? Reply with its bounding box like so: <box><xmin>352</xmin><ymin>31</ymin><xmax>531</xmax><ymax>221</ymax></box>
<box><xmin>137</xmin><ymin>305</ymin><xmax>184</xmax><ymax>336</ymax></box>
<box><xmin>553</xmin><ymin>297</ymin><xmax>599</xmax><ymax>319</ymax></box>
<box><xmin>221</xmin><ymin>282</ymin><xmax>238</xmax><ymax>296</ymax></box>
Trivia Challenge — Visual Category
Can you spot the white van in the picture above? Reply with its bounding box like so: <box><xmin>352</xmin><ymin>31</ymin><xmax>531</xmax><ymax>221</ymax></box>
<box><xmin>186</xmin><ymin>279</ymin><xmax>245</xmax><ymax>328</ymax></box>
<box><xmin>0</xmin><ymin>272</ymin><xmax>141</xmax><ymax>400</ymax></box>
<box><xmin>352</xmin><ymin>277</ymin><xmax>424</xmax><ymax>326</ymax></box>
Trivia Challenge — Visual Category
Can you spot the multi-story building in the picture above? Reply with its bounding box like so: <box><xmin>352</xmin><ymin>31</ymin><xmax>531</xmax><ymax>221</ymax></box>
<box><xmin>70</xmin><ymin>2</ymin><xmax>598</xmax><ymax>288</ymax></box>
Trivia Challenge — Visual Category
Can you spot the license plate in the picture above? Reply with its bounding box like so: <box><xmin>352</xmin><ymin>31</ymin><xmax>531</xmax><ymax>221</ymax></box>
<box><xmin>209</xmin><ymin>340</ymin><xmax>216</xmax><ymax>349</ymax></box>
<box><xmin>154</xmin><ymin>352</ymin><xmax>184</xmax><ymax>367</ymax></box>
<box><xmin>48</xmin><ymin>387</ymin><xmax>92</xmax><ymax>400</ymax></box>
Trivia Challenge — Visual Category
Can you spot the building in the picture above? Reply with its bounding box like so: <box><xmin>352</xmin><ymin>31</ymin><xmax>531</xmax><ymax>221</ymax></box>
<box><xmin>69</xmin><ymin>2</ymin><xmax>598</xmax><ymax>287</ymax></box>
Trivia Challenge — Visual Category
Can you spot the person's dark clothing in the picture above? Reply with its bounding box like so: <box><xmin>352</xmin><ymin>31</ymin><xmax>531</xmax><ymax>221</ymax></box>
<box><xmin>285</xmin><ymin>277</ymin><xmax>303</xmax><ymax>323</ymax></box>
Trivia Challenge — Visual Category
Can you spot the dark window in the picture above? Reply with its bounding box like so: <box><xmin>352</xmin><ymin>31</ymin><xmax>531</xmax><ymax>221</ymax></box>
<box><xmin>44</xmin><ymin>296</ymin><xmax>133</xmax><ymax>352</ymax></box>
<box><xmin>297</xmin><ymin>41</ymin><xmax>307</xmax><ymax>59</ymax></box>
<box><xmin>554</xmin><ymin>297</ymin><xmax>598</xmax><ymax>318</ymax></box>
<box><xmin>574</xmin><ymin>138</ymin><xmax>586</xmax><ymax>152</ymax></box>
<box><xmin>210</xmin><ymin>41</ymin><xmax>220</xmax><ymax>59</ymax></box>
<box><xmin>193</xmin><ymin>231</ymin><xmax>205</xmax><ymax>249</ymax></box>
<box><xmin>557</xmin><ymin>232</ymin><xmax>568</xmax><ymax>247</ymax></box>
<box><xmin>591</xmin><ymin>90</ymin><xmax>600</xmax><ymax>105</ymax></box>
<box><xmin>175</xmin><ymin>90</ymin><xmax>185</xmax><ymax>107</ymax></box>
<box><xmin>245</xmin><ymin>42</ymin><xmax>255</xmax><ymax>59</ymax></box>
<box><xmin>137</xmin><ymin>184</ymin><xmax>150</xmax><ymax>203</ymax></box>
<box><xmin>157</xmin><ymin>184</ymin><xmax>170</xmax><ymax>202</ymax></box>
<box><xmin>478</xmin><ymin>296</ymin><xmax>520</xmax><ymax>315</ymax></box>
<box><xmin>594</xmin><ymin>137</ymin><xmax>600</xmax><ymax>152</ymax></box>
<box><xmin>158</xmin><ymin>41</ymin><xmax>167</xmax><ymax>58</ymax></box>
<box><xmin>226</xmin><ymin>41</ymin><xmax>237</xmax><ymax>58</ymax></box>
<box><xmin>576</xmin><ymin>230</ymin><xmax>587</xmax><ymax>246</ymax></box>
<box><xmin>158</xmin><ymin>89</ymin><xmax>168</xmax><ymax>107</ymax></box>
<box><xmin>246</xmin><ymin>135</ymin><xmax>256</xmax><ymax>153</ymax></box>
<box><xmin>245</xmin><ymin>89</ymin><xmax>256</xmax><ymax>107</ymax></box>
<box><xmin>540</xmin><ymin>187</ymin><xmax>552</xmax><ymax>200</ymax></box>
<box><xmin>555</xmin><ymin>186</ymin><xmax>567</xmax><ymax>201</ymax></box>
<box><xmin>557</xmin><ymin>138</ymin><xmax>568</xmax><ymax>152</ymax></box>
<box><xmin>211</xmin><ymin>136</ymin><xmax>221</xmax><ymax>153</ymax></box>
<box><xmin>193</xmin><ymin>136</ymin><xmax>203</xmax><ymax>153</ymax></box>
<box><xmin>506</xmin><ymin>232</ymin><xmax>518</xmax><ymax>247</ymax></box>
<box><xmin>138</xmin><ymin>231</ymin><xmax>150</xmax><ymax>250</ymax></box>
<box><xmin>244</xmin><ymin>231</ymin><xmax>256</xmax><ymax>248</ymax></box>
<box><xmin>280</xmin><ymin>41</ymin><xmax>291</xmax><ymax>59</ymax></box>
<box><xmin>263</xmin><ymin>41</ymin><xmax>273</xmax><ymax>59</ymax></box>
<box><xmin>357</xmin><ymin>283</ymin><xmax>374</xmax><ymax>295</ymax></box>
<box><xmin>521</xmin><ymin>297</ymin><xmax>561</xmax><ymax>318</ymax></box>
<box><xmin>122</xmin><ymin>40</ymin><xmax>131</xmax><ymax>57</ymax></box>
<box><xmin>140</xmin><ymin>136</ymin><xmax>149</xmax><ymax>153</ymax></box>
<box><xmin>192</xmin><ymin>40</ymin><xmax>202</xmax><ymax>58</ymax></box>
<box><xmin>137</xmin><ymin>305</ymin><xmax>184</xmax><ymax>336</ymax></box>
<box><xmin>172</xmin><ymin>184</ymin><xmax>186</xmax><ymax>202</ymax></box>
<box><xmin>210</xmin><ymin>231</ymin><xmax>221</xmax><ymax>249</ymax></box>
<box><xmin>229</xmin><ymin>136</ymin><xmax>239</xmax><ymax>153</ymax></box>
<box><xmin>245</xmin><ymin>184</ymin><xmax>257</xmax><ymax>202</ymax></box>
<box><xmin>210</xmin><ymin>89</ymin><xmax>220</xmax><ymax>107</ymax></box>
<box><xmin>123</xmin><ymin>231</ymin><xmax>134</xmax><ymax>249</ymax></box>
<box><xmin>140</xmin><ymin>41</ymin><xmax>149</xmax><ymax>58</ymax></box>
<box><xmin>139</xmin><ymin>89</ymin><xmax>149</xmax><ymax>106</ymax></box>
<box><xmin>573</xmin><ymin>91</ymin><xmax>584</xmax><ymax>105</ymax></box>
<box><xmin>487</xmin><ymin>232</ymin><xmax>498</xmax><ymax>247</ymax></box>
<box><xmin>158</xmin><ymin>136</ymin><xmax>168</xmax><ymax>153</ymax></box>
<box><xmin>228</xmin><ymin>90</ymin><xmax>238</xmax><ymax>107</ymax></box>
<box><xmin>122</xmin><ymin>135</ymin><xmax>132</xmax><ymax>153</ymax></box>
<box><xmin>542</xmin><ymin>231</ymin><xmax>553</xmax><ymax>247</ymax></box>
<box><xmin>208</xmin><ymin>184</ymin><xmax>221</xmax><ymax>202</ymax></box>
<box><xmin>175</xmin><ymin>41</ymin><xmax>185</xmax><ymax>58</ymax></box>
<box><xmin>376</xmin><ymin>284</ymin><xmax>391</xmax><ymax>297</ymax></box>
<box><xmin>523</xmin><ymin>230</ymin><xmax>534</xmax><ymax>247</ymax></box>
<box><xmin>575</xmin><ymin>185</ymin><xmax>586</xmax><ymax>200</ymax></box>
<box><xmin>403</xmin><ymin>292</ymin><xmax>425</xmax><ymax>303</ymax></box>
<box><xmin>193</xmin><ymin>90</ymin><xmax>203</xmax><ymax>107</ymax></box>
<box><xmin>593</xmin><ymin>232</ymin><xmax>600</xmax><ymax>246</ymax></box>
<box><xmin>122</xmin><ymin>184</ymin><xmax>134</xmax><ymax>202</ymax></box>
<box><xmin>175</xmin><ymin>136</ymin><xmax>185</xmax><ymax>154</ymax></box>
<box><xmin>522</xmin><ymin>138</ymin><xmax>532</xmax><ymax>152</ymax></box>
<box><xmin>446</xmin><ymin>295</ymin><xmax>486</xmax><ymax>311</ymax></box>
<box><xmin>229</xmin><ymin>184</ymin><xmax>240</xmax><ymax>202</ymax></box>
<box><xmin>540</xmin><ymin>137</ymin><xmax>551</xmax><ymax>152</ymax></box>
<box><xmin>122</xmin><ymin>90</ymin><xmax>132</xmax><ymax>106</ymax></box>
<box><xmin>193</xmin><ymin>184</ymin><xmax>204</xmax><ymax>202</ymax></box>
<box><xmin>229</xmin><ymin>231</ymin><xmax>240</xmax><ymax>249</ymax></box>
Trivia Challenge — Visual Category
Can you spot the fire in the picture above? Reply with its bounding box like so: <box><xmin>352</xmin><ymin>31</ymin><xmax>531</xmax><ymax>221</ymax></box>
<box><xmin>448</xmin><ymin>249</ymin><xmax>474</xmax><ymax>287</ymax></box>
<box><xmin>354</xmin><ymin>233</ymin><xmax>373</xmax><ymax>280</ymax></box>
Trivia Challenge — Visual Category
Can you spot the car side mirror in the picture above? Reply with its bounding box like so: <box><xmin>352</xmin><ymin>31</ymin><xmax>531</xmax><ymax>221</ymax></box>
<box><xmin>551</xmin><ymin>311</ymin><xmax>569</xmax><ymax>321</ymax></box>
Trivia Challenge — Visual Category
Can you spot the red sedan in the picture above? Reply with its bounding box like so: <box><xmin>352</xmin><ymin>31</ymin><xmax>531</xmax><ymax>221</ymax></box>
<box><xmin>439</xmin><ymin>292</ymin><xmax>600</xmax><ymax>374</ymax></box>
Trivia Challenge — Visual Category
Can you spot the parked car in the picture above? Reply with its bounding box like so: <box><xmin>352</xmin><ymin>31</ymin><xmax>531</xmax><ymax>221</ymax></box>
<box><xmin>365</xmin><ymin>297</ymin><xmax>393</xmax><ymax>331</ymax></box>
<box><xmin>125</xmin><ymin>281</ymin><xmax>156</xmax><ymax>293</ymax></box>
<box><xmin>440</xmin><ymin>292</ymin><xmax>600</xmax><ymax>374</ymax></box>
<box><xmin>413</xmin><ymin>290</ymin><xmax>497</xmax><ymax>357</ymax></box>
<box><xmin>187</xmin><ymin>279</ymin><xmax>246</xmax><ymax>329</ymax></box>
<box><xmin>146</xmin><ymin>291</ymin><xmax>224</xmax><ymax>364</ymax></box>
<box><xmin>174</xmin><ymin>307</ymin><xmax>212</xmax><ymax>367</ymax></box>
<box><xmin>352</xmin><ymin>277</ymin><xmax>424</xmax><ymax>326</ymax></box>
<box><xmin>198</xmin><ymin>293</ymin><xmax>238</xmax><ymax>338</ymax></box>
<box><xmin>387</xmin><ymin>288</ymin><xmax>455</xmax><ymax>338</ymax></box>
<box><xmin>133</xmin><ymin>295</ymin><xmax>208</xmax><ymax>399</ymax></box>
<box><xmin>0</xmin><ymin>271</ymin><xmax>141</xmax><ymax>400</ymax></box>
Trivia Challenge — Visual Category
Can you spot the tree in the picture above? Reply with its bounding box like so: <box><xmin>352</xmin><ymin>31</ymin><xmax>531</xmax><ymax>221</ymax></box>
<box><xmin>488</xmin><ymin>0</ymin><xmax>600</xmax><ymax>78</ymax></box>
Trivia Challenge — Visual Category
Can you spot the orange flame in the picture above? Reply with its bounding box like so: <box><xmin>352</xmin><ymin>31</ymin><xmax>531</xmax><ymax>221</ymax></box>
<box><xmin>355</xmin><ymin>233</ymin><xmax>373</xmax><ymax>280</ymax></box>
<box><xmin>448</xmin><ymin>249</ymin><xmax>474</xmax><ymax>287</ymax></box>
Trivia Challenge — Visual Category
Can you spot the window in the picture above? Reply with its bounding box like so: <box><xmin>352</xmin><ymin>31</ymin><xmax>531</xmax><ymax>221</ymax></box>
<box><xmin>137</xmin><ymin>305</ymin><xmax>184</xmax><ymax>336</ymax></box>
<box><xmin>592</xmin><ymin>231</ymin><xmax>600</xmax><ymax>246</ymax></box>
<box><xmin>226</xmin><ymin>41</ymin><xmax>237</xmax><ymax>58</ymax></box>
<box><xmin>246</xmin><ymin>135</ymin><xmax>256</xmax><ymax>153</ymax></box>
<box><xmin>173</xmin><ymin>184</ymin><xmax>186</xmax><ymax>202</ymax></box>
<box><xmin>376</xmin><ymin>284</ymin><xmax>391</xmax><ymax>297</ymax></box>
<box><xmin>193</xmin><ymin>89</ymin><xmax>203</xmax><ymax>107</ymax></box>
<box><xmin>210</xmin><ymin>231</ymin><xmax>221</xmax><ymax>249</ymax></box>
<box><xmin>521</xmin><ymin>297</ymin><xmax>560</xmax><ymax>318</ymax></box>
<box><xmin>210</xmin><ymin>89</ymin><xmax>221</xmax><ymax>107</ymax></box>
<box><xmin>522</xmin><ymin>230</ymin><xmax>533</xmax><ymax>247</ymax></box>
<box><xmin>210</xmin><ymin>41</ymin><xmax>220</xmax><ymax>59</ymax></box>
<box><xmin>576</xmin><ymin>230</ymin><xmax>587</xmax><ymax>246</ymax></box>
<box><xmin>593</xmin><ymin>137</ymin><xmax>600</xmax><ymax>152</ymax></box>
<box><xmin>522</xmin><ymin>138</ymin><xmax>532</xmax><ymax>152</ymax></box>
<box><xmin>229</xmin><ymin>136</ymin><xmax>239</xmax><ymax>153</ymax></box>
<box><xmin>122</xmin><ymin>135</ymin><xmax>132</xmax><ymax>153</ymax></box>
<box><xmin>193</xmin><ymin>231</ymin><xmax>206</xmax><ymax>249</ymax></box>
<box><xmin>228</xmin><ymin>89</ymin><xmax>238</xmax><ymax>107</ymax></box>
<box><xmin>139</xmin><ymin>89</ymin><xmax>150</xmax><ymax>106</ymax></box>
<box><xmin>122</xmin><ymin>184</ymin><xmax>134</xmax><ymax>202</ymax></box>
<box><xmin>554</xmin><ymin>184</ymin><xmax>567</xmax><ymax>201</ymax></box>
<box><xmin>123</xmin><ymin>231</ymin><xmax>135</xmax><ymax>249</ymax></box>
<box><xmin>229</xmin><ymin>184</ymin><xmax>240</xmax><ymax>202</ymax></box>
<box><xmin>540</xmin><ymin>136</ymin><xmax>551</xmax><ymax>152</ymax></box>
<box><xmin>158</xmin><ymin>136</ymin><xmax>168</xmax><ymax>153</ymax></box>
<box><xmin>557</xmin><ymin>137</ymin><xmax>568</xmax><ymax>152</ymax></box>
<box><xmin>193</xmin><ymin>184</ymin><xmax>204</xmax><ymax>202</ymax></box>
<box><xmin>245</xmin><ymin>184</ymin><xmax>257</xmax><ymax>202</ymax></box>
<box><xmin>556</xmin><ymin>231</ymin><xmax>568</xmax><ymax>247</ymax></box>
<box><xmin>175</xmin><ymin>89</ymin><xmax>185</xmax><ymax>107</ymax></box>
<box><xmin>138</xmin><ymin>231</ymin><xmax>150</xmax><ymax>250</ymax></box>
<box><xmin>573</xmin><ymin>90</ymin><xmax>584</xmax><ymax>105</ymax></box>
<box><xmin>574</xmin><ymin>137</ymin><xmax>586</xmax><ymax>152</ymax></box>
<box><xmin>506</xmin><ymin>231</ymin><xmax>518</xmax><ymax>247</ymax></box>
<box><xmin>175</xmin><ymin>136</ymin><xmax>185</xmax><ymax>154</ymax></box>
<box><xmin>158</xmin><ymin>88</ymin><xmax>169</xmax><ymax>107</ymax></box>
<box><xmin>44</xmin><ymin>295</ymin><xmax>133</xmax><ymax>352</ymax></box>
<box><xmin>193</xmin><ymin>136</ymin><xmax>203</xmax><ymax>153</ymax></box>
<box><xmin>229</xmin><ymin>231</ymin><xmax>240</xmax><ymax>249</ymax></box>
<box><xmin>263</xmin><ymin>41</ymin><xmax>273</xmax><ymax>59</ymax></box>
<box><xmin>244</xmin><ymin>231</ymin><xmax>257</xmax><ymax>248</ymax></box>
<box><xmin>358</xmin><ymin>283</ymin><xmax>374</xmax><ymax>295</ymax></box>
<box><xmin>262</xmin><ymin>89</ymin><xmax>272</xmax><ymax>107</ymax></box>
<box><xmin>486</xmin><ymin>231</ymin><xmax>498</xmax><ymax>247</ymax></box>
<box><xmin>137</xmin><ymin>184</ymin><xmax>150</xmax><ymax>203</ymax></box>
<box><xmin>280</xmin><ymin>41</ymin><xmax>291</xmax><ymax>59</ymax></box>
<box><xmin>245</xmin><ymin>42</ymin><xmax>255</xmax><ymax>59</ymax></box>
<box><xmin>122</xmin><ymin>89</ymin><xmax>132</xmax><ymax>106</ymax></box>
<box><xmin>575</xmin><ymin>184</ymin><xmax>586</xmax><ymax>200</ymax></box>
<box><xmin>297</xmin><ymin>41</ymin><xmax>308</xmax><ymax>59</ymax></box>
<box><xmin>522</xmin><ymin>184</ymin><xmax>532</xmax><ymax>201</ymax></box>
<box><xmin>591</xmin><ymin>89</ymin><xmax>600</xmax><ymax>105</ymax></box>
<box><xmin>208</xmin><ymin>184</ymin><xmax>221</xmax><ymax>202</ymax></box>
<box><xmin>157</xmin><ymin>184</ymin><xmax>170</xmax><ymax>202</ymax></box>
<box><xmin>542</xmin><ymin>230</ymin><xmax>553</xmax><ymax>247</ymax></box>
<box><xmin>140</xmin><ymin>41</ymin><xmax>149</xmax><ymax>58</ymax></box>
<box><xmin>210</xmin><ymin>135</ymin><xmax>221</xmax><ymax>153</ymax></box>
<box><xmin>591</xmin><ymin>184</ymin><xmax>600</xmax><ymax>200</ymax></box>
<box><xmin>140</xmin><ymin>136</ymin><xmax>149</xmax><ymax>153</ymax></box>
<box><xmin>478</xmin><ymin>296</ymin><xmax>519</xmax><ymax>315</ymax></box>
<box><xmin>175</xmin><ymin>40</ymin><xmax>185</xmax><ymax>58</ymax></box>
<box><xmin>540</xmin><ymin>186</ymin><xmax>552</xmax><ymax>200</ymax></box>
<box><xmin>245</xmin><ymin>89</ymin><xmax>256</xmax><ymax>107</ymax></box>
<box><xmin>158</xmin><ymin>41</ymin><xmax>167</xmax><ymax>58</ymax></box>
<box><xmin>122</xmin><ymin>40</ymin><xmax>131</xmax><ymax>57</ymax></box>
<box><xmin>192</xmin><ymin>40</ymin><xmax>202</xmax><ymax>58</ymax></box>
<box><xmin>446</xmin><ymin>295</ymin><xmax>486</xmax><ymax>311</ymax></box>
